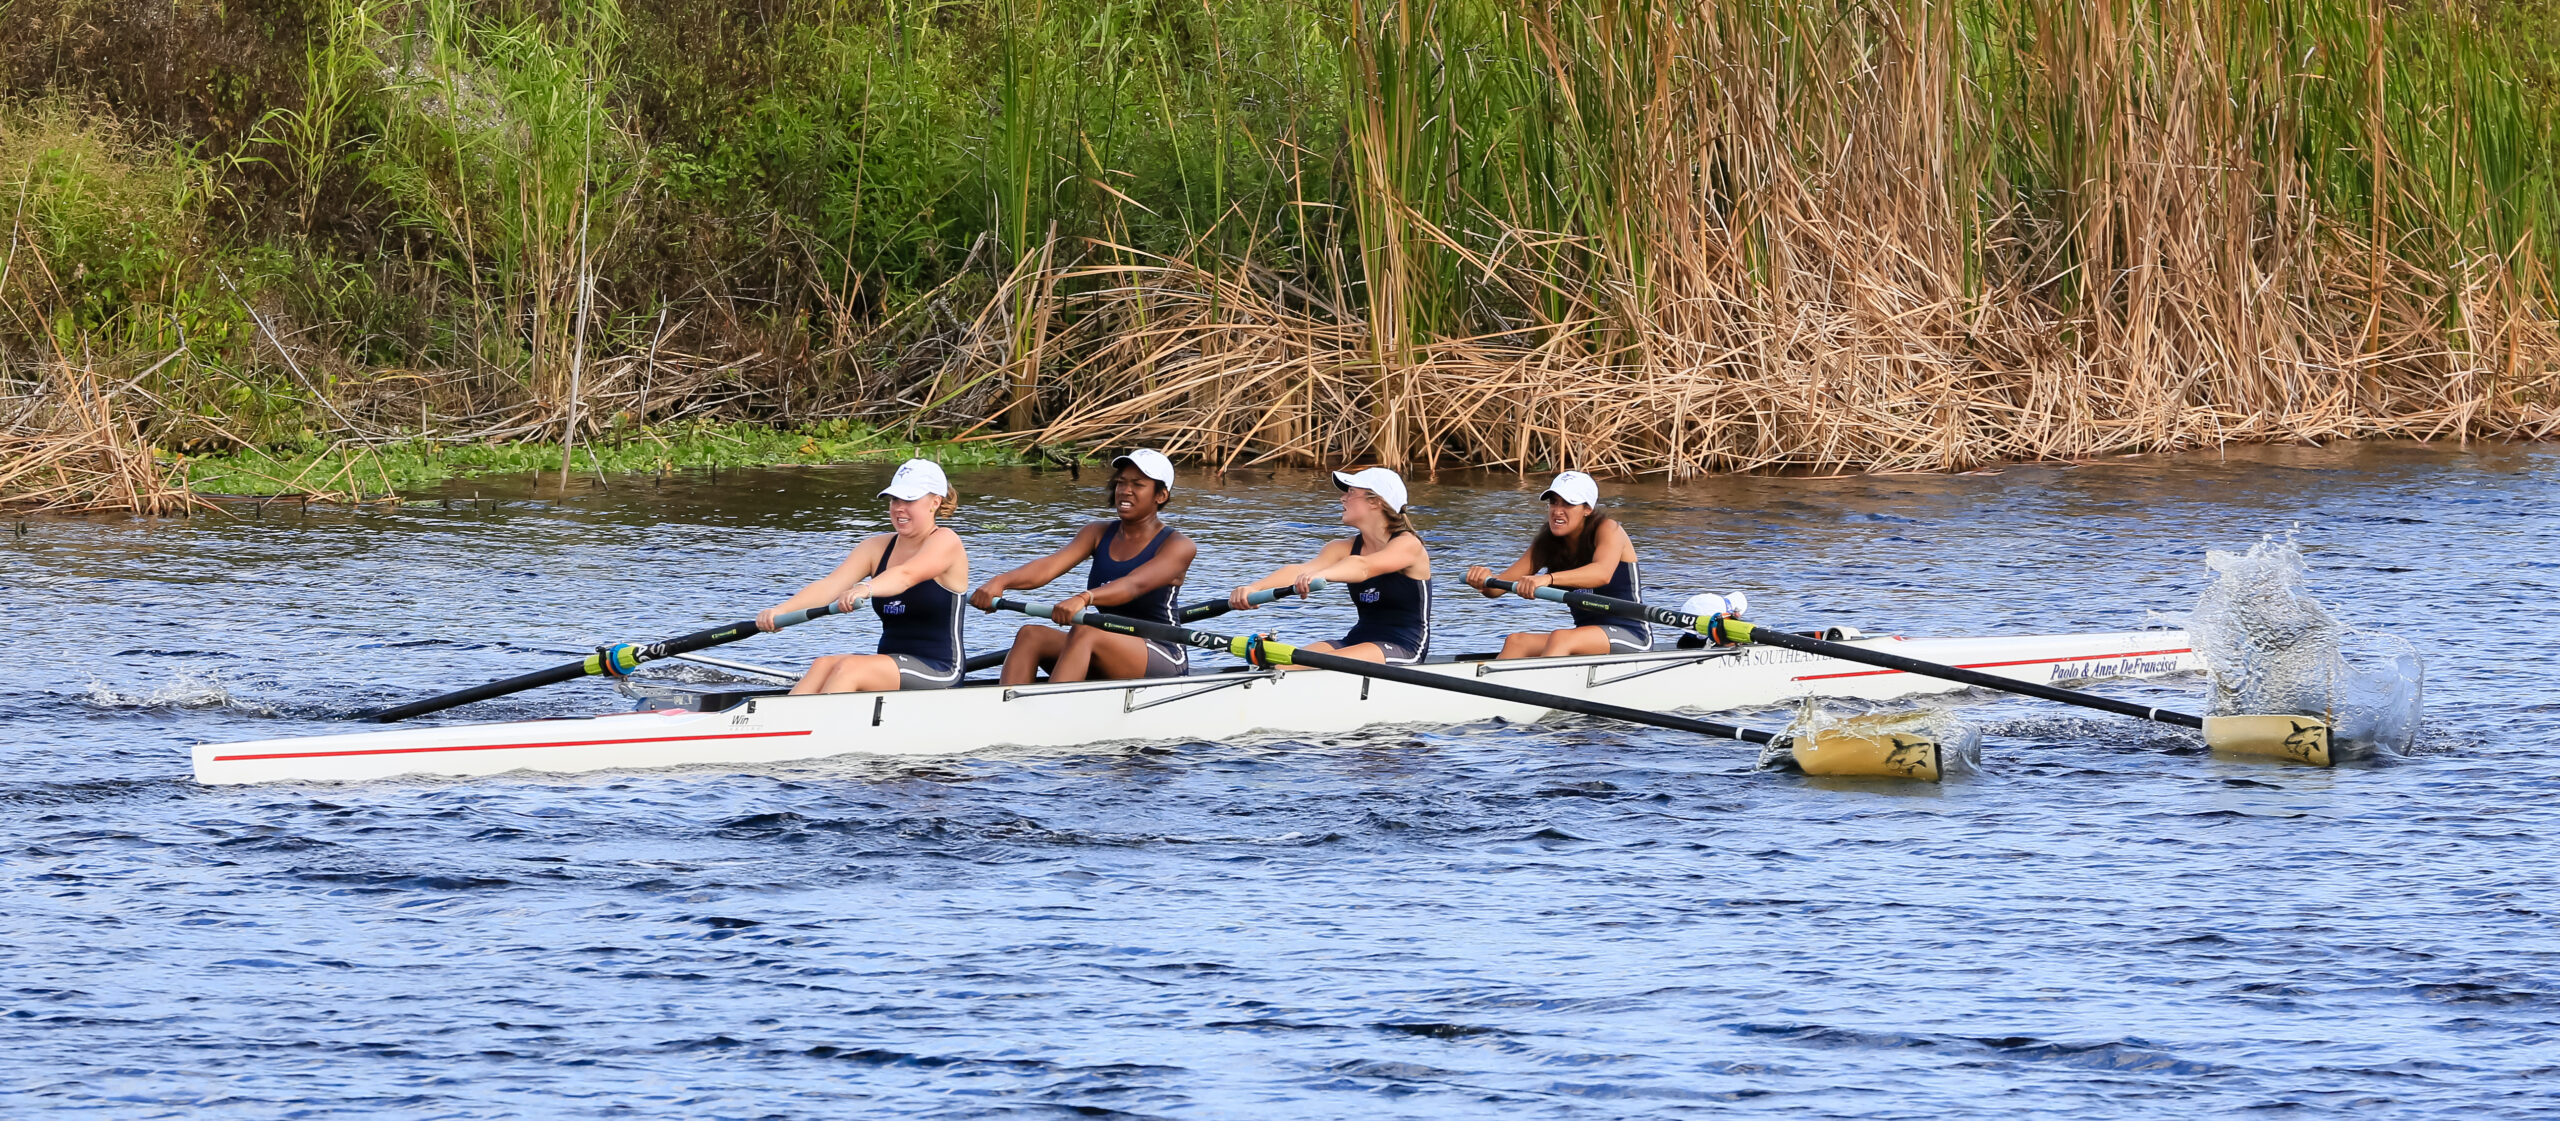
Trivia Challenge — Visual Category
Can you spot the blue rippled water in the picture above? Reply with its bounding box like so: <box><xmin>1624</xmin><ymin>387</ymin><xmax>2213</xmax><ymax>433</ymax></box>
<box><xmin>2</xmin><ymin>441</ymin><xmax>2554</xmax><ymax>1118</ymax></box>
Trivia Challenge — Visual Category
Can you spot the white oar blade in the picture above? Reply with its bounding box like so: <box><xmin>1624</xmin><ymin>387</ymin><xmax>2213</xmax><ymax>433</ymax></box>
<box><xmin>2201</xmin><ymin>714</ymin><xmax>2334</xmax><ymax>766</ymax></box>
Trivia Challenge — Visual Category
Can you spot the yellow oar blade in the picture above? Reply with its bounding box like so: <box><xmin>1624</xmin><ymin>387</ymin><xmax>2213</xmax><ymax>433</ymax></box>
<box><xmin>2201</xmin><ymin>714</ymin><xmax>2334</xmax><ymax>766</ymax></box>
<box><xmin>1759</xmin><ymin>713</ymin><xmax>1978</xmax><ymax>782</ymax></box>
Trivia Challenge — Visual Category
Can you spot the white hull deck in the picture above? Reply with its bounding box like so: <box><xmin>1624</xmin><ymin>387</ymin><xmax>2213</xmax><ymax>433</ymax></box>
<box><xmin>192</xmin><ymin>630</ymin><xmax>2199</xmax><ymax>785</ymax></box>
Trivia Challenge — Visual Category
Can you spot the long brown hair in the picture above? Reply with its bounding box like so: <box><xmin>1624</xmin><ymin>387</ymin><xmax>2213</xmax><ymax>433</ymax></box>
<box><xmin>1352</xmin><ymin>489</ymin><xmax>1414</xmax><ymax>537</ymax></box>
<box><xmin>1530</xmin><ymin>508</ymin><xmax>1609</xmax><ymax>572</ymax></box>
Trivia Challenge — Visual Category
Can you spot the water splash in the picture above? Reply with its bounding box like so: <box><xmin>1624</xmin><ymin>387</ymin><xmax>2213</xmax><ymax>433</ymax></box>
<box><xmin>83</xmin><ymin>667</ymin><xmax>277</xmax><ymax>716</ymax></box>
<box><xmin>2188</xmin><ymin>536</ymin><xmax>2424</xmax><ymax>759</ymax></box>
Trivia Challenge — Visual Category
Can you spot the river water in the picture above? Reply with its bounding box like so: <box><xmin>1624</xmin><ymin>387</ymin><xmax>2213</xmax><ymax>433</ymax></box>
<box><xmin>3</xmin><ymin>442</ymin><xmax>2553</xmax><ymax>1118</ymax></box>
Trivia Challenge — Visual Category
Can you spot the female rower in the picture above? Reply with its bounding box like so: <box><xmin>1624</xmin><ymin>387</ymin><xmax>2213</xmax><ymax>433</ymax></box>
<box><xmin>1463</xmin><ymin>470</ymin><xmax>1649</xmax><ymax>659</ymax></box>
<box><xmin>756</xmin><ymin>459</ymin><xmax>969</xmax><ymax>694</ymax></box>
<box><xmin>968</xmin><ymin>449</ymin><xmax>1198</xmax><ymax>685</ymax></box>
<box><xmin>1227</xmin><ymin>466</ymin><xmax>1432</xmax><ymax>664</ymax></box>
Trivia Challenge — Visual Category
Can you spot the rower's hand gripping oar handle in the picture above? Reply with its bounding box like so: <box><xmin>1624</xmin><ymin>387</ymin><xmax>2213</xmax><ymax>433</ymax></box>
<box><xmin>1482</xmin><ymin>578</ymin><xmax>2332</xmax><ymax>765</ymax></box>
<box><xmin>362</xmin><ymin>602</ymin><xmax>849</xmax><ymax>724</ymax></box>
<box><xmin>1178</xmin><ymin>579</ymin><xmax>1329</xmax><ymax>623</ymax></box>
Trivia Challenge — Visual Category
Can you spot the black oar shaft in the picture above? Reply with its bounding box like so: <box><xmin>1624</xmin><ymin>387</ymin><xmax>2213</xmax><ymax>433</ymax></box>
<box><xmin>1177</xmin><ymin>579</ymin><xmax>1326</xmax><ymax>623</ymax></box>
<box><xmin>365</xmin><ymin>606</ymin><xmax>842</xmax><ymax>723</ymax></box>
<box><xmin>1484</xmin><ymin>578</ymin><xmax>2203</xmax><ymax>730</ymax></box>
<box><xmin>1287</xmin><ymin>646</ymin><xmax>1779</xmax><ymax>745</ymax></box>
<box><xmin>992</xmin><ymin>596</ymin><xmax>1778</xmax><ymax>746</ymax></box>
<box><xmin>1731</xmin><ymin>621</ymin><xmax>2203</xmax><ymax>729</ymax></box>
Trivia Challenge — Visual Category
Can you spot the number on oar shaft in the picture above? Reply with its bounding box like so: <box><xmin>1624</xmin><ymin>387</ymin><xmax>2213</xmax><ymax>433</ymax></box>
<box><xmin>1482</xmin><ymin>577</ymin><xmax>2333</xmax><ymax>765</ymax></box>
<box><xmin>363</xmin><ymin>603</ymin><xmax>848</xmax><ymax>723</ymax></box>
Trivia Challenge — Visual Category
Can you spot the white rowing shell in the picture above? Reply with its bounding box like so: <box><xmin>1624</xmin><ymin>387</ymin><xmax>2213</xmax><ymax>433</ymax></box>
<box><xmin>193</xmin><ymin>630</ymin><xmax>2200</xmax><ymax>785</ymax></box>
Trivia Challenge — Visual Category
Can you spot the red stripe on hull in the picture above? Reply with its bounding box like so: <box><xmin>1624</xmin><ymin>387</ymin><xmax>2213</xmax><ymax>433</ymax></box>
<box><xmin>213</xmin><ymin>728</ymin><xmax>813</xmax><ymax>763</ymax></box>
<box><xmin>1791</xmin><ymin>647</ymin><xmax>2194</xmax><ymax>682</ymax></box>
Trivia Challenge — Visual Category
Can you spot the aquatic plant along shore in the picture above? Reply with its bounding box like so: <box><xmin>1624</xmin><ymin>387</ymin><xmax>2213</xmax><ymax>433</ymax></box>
<box><xmin>6</xmin><ymin>0</ymin><xmax>2560</xmax><ymax>511</ymax></box>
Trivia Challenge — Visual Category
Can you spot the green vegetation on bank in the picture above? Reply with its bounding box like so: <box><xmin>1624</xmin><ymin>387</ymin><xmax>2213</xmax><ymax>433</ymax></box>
<box><xmin>178</xmin><ymin>421</ymin><xmax>1023</xmax><ymax>498</ymax></box>
<box><xmin>4</xmin><ymin>0</ymin><xmax>2558</xmax><ymax>485</ymax></box>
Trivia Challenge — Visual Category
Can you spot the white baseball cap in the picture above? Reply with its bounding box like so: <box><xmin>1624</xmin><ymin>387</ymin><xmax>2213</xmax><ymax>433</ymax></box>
<box><xmin>1110</xmin><ymin>448</ymin><xmax>1176</xmax><ymax>492</ymax></box>
<box><xmin>878</xmin><ymin>459</ymin><xmax>949</xmax><ymax>500</ymax></box>
<box><xmin>1332</xmin><ymin>466</ymin><xmax>1409</xmax><ymax>512</ymax></box>
<box><xmin>1541</xmin><ymin>470</ymin><xmax>1599</xmax><ymax>507</ymax></box>
<box><xmin>1682</xmin><ymin>591</ymin><xmax>1749</xmax><ymax>619</ymax></box>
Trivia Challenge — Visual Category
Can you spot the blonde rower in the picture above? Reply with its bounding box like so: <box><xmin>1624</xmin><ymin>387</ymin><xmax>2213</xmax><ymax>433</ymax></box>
<box><xmin>1228</xmin><ymin>466</ymin><xmax>1432</xmax><ymax>664</ymax></box>
<box><xmin>756</xmin><ymin>459</ymin><xmax>969</xmax><ymax>693</ymax></box>
<box><xmin>1463</xmin><ymin>470</ymin><xmax>1649</xmax><ymax>659</ymax></box>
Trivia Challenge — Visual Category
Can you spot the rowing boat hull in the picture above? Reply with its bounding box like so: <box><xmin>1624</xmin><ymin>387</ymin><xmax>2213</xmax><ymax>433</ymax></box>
<box><xmin>192</xmin><ymin>630</ymin><xmax>2199</xmax><ymax>785</ymax></box>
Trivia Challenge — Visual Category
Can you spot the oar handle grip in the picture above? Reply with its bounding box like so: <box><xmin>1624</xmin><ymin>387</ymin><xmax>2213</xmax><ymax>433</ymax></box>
<box><xmin>1016</xmin><ymin>581</ymin><xmax>1335</xmax><ymax>628</ymax></box>
<box><xmin>994</xmin><ymin>596</ymin><xmax>1089</xmax><ymax>624</ymax></box>
<box><xmin>768</xmin><ymin>602</ymin><xmax>846</xmax><ymax>630</ymax></box>
<box><xmin>1482</xmin><ymin>576</ymin><xmax>1711</xmax><ymax>633</ymax></box>
<box><xmin>1253</xmin><ymin>576</ymin><xmax>1329</xmax><ymax>605</ymax></box>
<box><xmin>1177</xmin><ymin>578</ymin><xmax>1330</xmax><ymax>623</ymax></box>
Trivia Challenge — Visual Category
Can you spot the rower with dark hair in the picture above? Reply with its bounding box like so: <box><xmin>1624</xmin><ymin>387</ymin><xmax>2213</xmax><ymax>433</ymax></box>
<box><xmin>1463</xmin><ymin>470</ymin><xmax>1649</xmax><ymax>659</ymax></box>
<box><xmin>969</xmin><ymin>449</ymin><xmax>1199</xmax><ymax>685</ymax></box>
<box><xmin>1227</xmin><ymin>466</ymin><xmax>1432</xmax><ymax>665</ymax></box>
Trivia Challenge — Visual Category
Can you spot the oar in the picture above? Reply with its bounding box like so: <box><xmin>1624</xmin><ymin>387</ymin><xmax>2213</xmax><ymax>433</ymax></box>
<box><xmin>1179</xmin><ymin>578</ymin><xmax>1328</xmax><ymax>623</ymax></box>
<box><xmin>958</xmin><ymin>582</ymin><xmax>1324</xmax><ymax>676</ymax></box>
<box><xmin>363</xmin><ymin>603</ymin><xmax>850</xmax><ymax>723</ymax></box>
<box><xmin>1482</xmin><ymin>578</ymin><xmax>2332</xmax><ymax>766</ymax></box>
<box><xmin>992</xmin><ymin>596</ymin><xmax>1950</xmax><ymax>780</ymax></box>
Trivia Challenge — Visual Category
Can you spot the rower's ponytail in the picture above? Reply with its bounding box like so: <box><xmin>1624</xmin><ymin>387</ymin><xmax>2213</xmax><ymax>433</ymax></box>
<box><xmin>1382</xmin><ymin>499</ymin><xmax>1415</xmax><ymax>538</ymax></box>
<box><xmin>937</xmin><ymin>486</ymin><xmax>959</xmax><ymax>520</ymax></box>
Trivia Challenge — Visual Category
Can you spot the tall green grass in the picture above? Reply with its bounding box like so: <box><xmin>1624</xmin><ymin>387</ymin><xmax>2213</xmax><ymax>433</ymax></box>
<box><xmin>5</xmin><ymin>0</ymin><xmax>2556</xmax><ymax>475</ymax></box>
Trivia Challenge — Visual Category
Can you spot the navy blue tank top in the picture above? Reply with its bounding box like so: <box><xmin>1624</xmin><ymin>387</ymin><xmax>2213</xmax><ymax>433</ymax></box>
<box><xmin>1339</xmin><ymin>531</ymin><xmax>1431</xmax><ymax>656</ymax></box>
<box><xmin>1569</xmin><ymin>559</ymin><xmax>1648</xmax><ymax>642</ymax></box>
<box><xmin>870</xmin><ymin>532</ymin><xmax>963</xmax><ymax>671</ymax></box>
<box><xmin>1090</xmin><ymin>521</ymin><xmax>1179</xmax><ymax>626</ymax></box>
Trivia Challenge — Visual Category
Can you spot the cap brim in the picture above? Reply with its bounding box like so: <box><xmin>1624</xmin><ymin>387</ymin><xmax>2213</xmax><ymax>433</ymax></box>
<box><xmin>1112</xmin><ymin>456</ymin><xmax>1173</xmax><ymax>489</ymax></box>
<box><xmin>879</xmin><ymin>486</ymin><xmax>937</xmax><ymax>500</ymax></box>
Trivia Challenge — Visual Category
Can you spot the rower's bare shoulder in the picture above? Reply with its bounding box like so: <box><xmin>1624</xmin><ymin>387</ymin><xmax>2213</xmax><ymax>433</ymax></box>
<box><xmin>1598</xmin><ymin>518</ymin><xmax>1637</xmax><ymax>560</ymax></box>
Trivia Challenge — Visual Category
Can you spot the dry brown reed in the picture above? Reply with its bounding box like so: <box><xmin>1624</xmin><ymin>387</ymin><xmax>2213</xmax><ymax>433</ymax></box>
<box><xmin>0</xmin><ymin>364</ymin><xmax>201</xmax><ymax>513</ymax></box>
<box><xmin>1008</xmin><ymin>0</ymin><xmax>2560</xmax><ymax>475</ymax></box>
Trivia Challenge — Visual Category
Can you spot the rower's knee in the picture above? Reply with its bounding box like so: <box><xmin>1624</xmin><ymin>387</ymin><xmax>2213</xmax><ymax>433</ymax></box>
<box><xmin>1555</xmin><ymin>627</ymin><xmax>1612</xmax><ymax>657</ymax></box>
<box><xmin>1499</xmin><ymin>633</ymin><xmax>1545</xmax><ymax>659</ymax></box>
<box><xmin>847</xmin><ymin>659</ymin><xmax>898</xmax><ymax>692</ymax></box>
